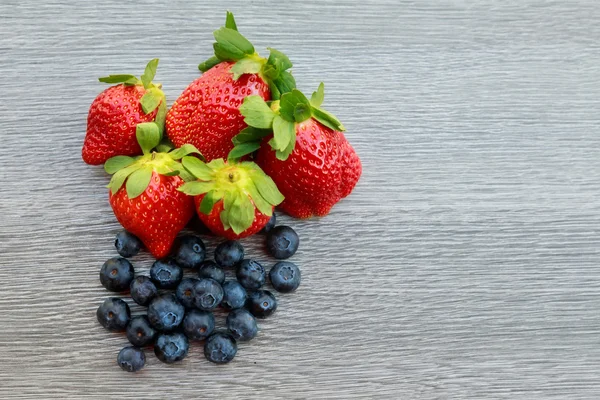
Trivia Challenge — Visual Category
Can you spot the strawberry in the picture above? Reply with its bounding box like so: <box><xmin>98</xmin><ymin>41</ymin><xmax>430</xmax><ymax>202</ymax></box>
<box><xmin>178</xmin><ymin>156</ymin><xmax>284</xmax><ymax>239</ymax></box>
<box><xmin>104</xmin><ymin>122</ymin><xmax>200</xmax><ymax>258</ymax></box>
<box><xmin>165</xmin><ymin>12</ymin><xmax>295</xmax><ymax>161</ymax></box>
<box><xmin>230</xmin><ymin>83</ymin><xmax>362</xmax><ymax>218</ymax></box>
<box><xmin>82</xmin><ymin>59</ymin><xmax>167</xmax><ymax>165</ymax></box>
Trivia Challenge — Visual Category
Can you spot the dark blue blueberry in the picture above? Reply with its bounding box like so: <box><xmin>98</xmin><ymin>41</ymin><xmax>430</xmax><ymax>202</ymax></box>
<box><xmin>99</xmin><ymin>257</ymin><xmax>134</xmax><ymax>292</ymax></box>
<box><xmin>147</xmin><ymin>293</ymin><xmax>185</xmax><ymax>332</ymax></box>
<box><xmin>221</xmin><ymin>281</ymin><xmax>247</xmax><ymax>310</ymax></box>
<box><xmin>117</xmin><ymin>346</ymin><xmax>145</xmax><ymax>372</ymax></box>
<box><xmin>173</xmin><ymin>235</ymin><xmax>206</xmax><ymax>269</ymax></box>
<box><xmin>198</xmin><ymin>260</ymin><xmax>225</xmax><ymax>284</ymax></box>
<box><xmin>226</xmin><ymin>309</ymin><xmax>258</xmax><ymax>341</ymax></box>
<box><xmin>114</xmin><ymin>230</ymin><xmax>142</xmax><ymax>258</ymax></box>
<box><xmin>246</xmin><ymin>290</ymin><xmax>277</xmax><ymax>319</ymax></box>
<box><xmin>150</xmin><ymin>258</ymin><xmax>183</xmax><ymax>289</ymax></box>
<box><xmin>126</xmin><ymin>315</ymin><xmax>156</xmax><ymax>347</ymax></box>
<box><xmin>214</xmin><ymin>240</ymin><xmax>244</xmax><ymax>268</ymax></box>
<box><xmin>97</xmin><ymin>297</ymin><xmax>130</xmax><ymax>331</ymax></box>
<box><xmin>266</xmin><ymin>226</ymin><xmax>299</xmax><ymax>259</ymax></box>
<box><xmin>204</xmin><ymin>332</ymin><xmax>237</xmax><ymax>364</ymax></box>
<box><xmin>182</xmin><ymin>309</ymin><xmax>215</xmax><ymax>340</ymax></box>
<box><xmin>261</xmin><ymin>213</ymin><xmax>276</xmax><ymax>233</ymax></box>
<box><xmin>269</xmin><ymin>261</ymin><xmax>301</xmax><ymax>293</ymax></box>
<box><xmin>236</xmin><ymin>259</ymin><xmax>266</xmax><ymax>291</ymax></box>
<box><xmin>176</xmin><ymin>278</ymin><xmax>199</xmax><ymax>309</ymax></box>
<box><xmin>130</xmin><ymin>276</ymin><xmax>158</xmax><ymax>306</ymax></box>
<box><xmin>154</xmin><ymin>332</ymin><xmax>189</xmax><ymax>363</ymax></box>
<box><xmin>193</xmin><ymin>278</ymin><xmax>224</xmax><ymax>311</ymax></box>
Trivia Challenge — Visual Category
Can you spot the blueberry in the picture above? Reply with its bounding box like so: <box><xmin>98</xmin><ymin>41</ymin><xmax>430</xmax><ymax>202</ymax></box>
<box><xmin>198</xmin><ymin>260</ymin><xmax>225</xmax><ymax>284</ymax></box>
<box><xmin>266</xmin><ymin>226</ymin><xmax>299</xmax><ymax>259</ymax></box>
<box><xmin>204</xmin><ymin>332</ymin><xmax>237</xmax><ymax>364</ymax></box>
<box><xmin>236</xmin><ymin>259</ymin><xmax>266</xmax><ymax>291</ymax></box>
<box><xmin>147</xmin><ymin>293</ymin><xmax>185</xmax><ymax>332</ymax></box>
<box><xmin>150</xmin><ymin>258</ymin><xmax>183</xmax><ymax>289</ymax></box>
<box><xmin>117</xmin><ymin>346</ymin><xmax>145</xmax><ymax>372</ymax></box>
<box><xmin>130</xmin><ymin>276</ymin><xmax>158</xmax><ymax>306</ymax></box>
<box><xmin>246</xmin><ymin>290</ymin><xmax>277</xmax><ymax>319</ymax></box>
<box><xmin>126</xmin><ymin>315</ymin><xmax>156</xmax><ymax>347</ymax></box>
<box><xmin>173</xmin><ymin>235</ymin><xmax>206</xmax><ymax>269</ymax></box>
<box><xmin>97</xmin><ymin>297</ymin><xmax>130</xmax><ymax>331</ymax></box>
<box><xmin>99</xmin><ymin>257</ymin><xmax>134</xmax><ymax>292</ymax></box>
<box><xmin>114</xmin><ymin>230</ymin><xmax>142</xmax><ymax>258</ymax></box>
<box><xmin>226</xmin><ymin>309</ymin><xmax>258</xmax><ymax>341</ymax></box>
<box><xmin>261</xmin><ymin>213</ymin><xmax>276</xmax><ymax>233</ymax></box>
<box><xmin>193</xmin><ymin>278</ymin><xmax>223</xmax><ymax>311</ymax></box>
<box><xmin>221</xmin><ymin>281</ymin><xmax>247</xmax><ymax>310</ymax></box>
<box><xmin>154</xmin><ymin>332</ymin><xmax>189</xmax><ymax>363</ymax></box>
<box><xmin>175</xmin><ymin>278</ymin><xmax>199</xmax><ymax>309</ymax></box>
<box><xmin>182</xmin><ymin>309</ymin><xmax>215</xmax><ymax>340</ymax></box>
<box><xmin>269</xmin><ymin>261</ymin><xmax>301</xmax><ymax>293</ymax></box>
<box><xmin>214</xmin><ymin>240</ymin><xmax>244</xmax><ymax>268</ymax></box>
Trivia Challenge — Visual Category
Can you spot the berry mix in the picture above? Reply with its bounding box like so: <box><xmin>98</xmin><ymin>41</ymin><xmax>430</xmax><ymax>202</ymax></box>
<box><xmin>84</xmin><ymin>12</ymin><xmax>361</xmax><ymax>372</ymax></box>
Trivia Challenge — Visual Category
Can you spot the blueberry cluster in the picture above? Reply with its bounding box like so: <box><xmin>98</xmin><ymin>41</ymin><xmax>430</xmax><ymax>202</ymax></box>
<box><xmin>97</xmin><ymin>216</ymin><xmax>301</xmax><ymax>372</ymax></box>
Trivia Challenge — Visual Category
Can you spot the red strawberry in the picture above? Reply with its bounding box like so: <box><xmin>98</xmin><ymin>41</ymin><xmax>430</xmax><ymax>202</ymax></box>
<box><xmin>104</xmin><ymin>123</ymin><xmax>201</xmax><ymax>258</ymax></box>
<box><xmin>110</xmin><ymin>172</ymin><xmax>193</xmax><ymax>258</ymax></box>
<box><xmin>82</xmin><ymin>59</ymin><xmax>167</xmax><ymax>165</ymax></box>
<box><xmin>193</xmin><ymin>196</ymin><xmax>272</xmax><ymax>240</ymax></box>
<box><xmin>178</xmin><ymin>157</ymin><xmax>283</xmax><ymax>239</ymax></box>
<box><xmin>231</xmin><ymin>83</ymin><xmax>362</xmax><ymax>218</ymax></box>
<box><xmin>166</xmin><ymin>12</ymin><xmax>295</xmax><ymax>161</ymax></box>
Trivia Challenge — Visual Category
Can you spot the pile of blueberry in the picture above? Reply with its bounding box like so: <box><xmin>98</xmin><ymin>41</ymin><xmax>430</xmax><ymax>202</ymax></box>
<box><xmin>96</xmin><ymin>215</ymin><xmax>301</xmax><ymax>372</ymax></box>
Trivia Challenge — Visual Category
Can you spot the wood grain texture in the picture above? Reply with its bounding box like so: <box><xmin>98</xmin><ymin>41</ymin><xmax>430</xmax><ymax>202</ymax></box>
<box><xmin>1</xmin><ymin>0</ymin><xmax>599</xmax><ymax>398</ymax></box>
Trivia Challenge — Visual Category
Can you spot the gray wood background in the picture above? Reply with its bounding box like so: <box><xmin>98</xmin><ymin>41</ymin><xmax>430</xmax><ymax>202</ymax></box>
<box><xmin>1</xmin><ymin>0</ymin><xmax>599</xmax><ymax>398</ymax></box>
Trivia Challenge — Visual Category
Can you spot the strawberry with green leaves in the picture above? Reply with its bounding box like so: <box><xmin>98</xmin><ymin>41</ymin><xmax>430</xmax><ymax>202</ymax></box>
<box><xmin>178</xmin><ymin>156</ymin><xmax>284</xmax><ymax>239</ymax></box>
<box><xmin>231</xmin><ymin>83</ymin><xmax>362</xmax><ymax>218</ymax></box>
<box><xmin>82</xmin><ymin>59</ymin><xmax>167</xmax><ymax>165</ymax></box>
<box><xmin>105</xmin><ymin>123</ymin><xmax>200</xmax><ymax>258</ymax></box>
<box><xmin>165</xmin><ymin>12</ymin><xmax>295</xmax><ymax>161</ymax></box>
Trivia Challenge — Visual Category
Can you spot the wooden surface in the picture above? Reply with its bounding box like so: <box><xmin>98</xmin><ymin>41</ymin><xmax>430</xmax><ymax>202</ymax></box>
<box><xmin>1</xmin><ymin>0</ymin><xmax>599</xmax><ymax>398</ymax></box>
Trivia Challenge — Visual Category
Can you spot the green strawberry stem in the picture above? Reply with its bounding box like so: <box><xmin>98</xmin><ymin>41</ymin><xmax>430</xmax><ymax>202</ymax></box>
<box><xmin>98</xmin><ymin>59</ymin><xmax>167</xmax><ymax>134</ymax></box>
<box><xmin>197</xmin><ymin>11</ymin><xmax>296</xmax><ymax>100</ymax></box>
<box><xmin>178</xmin><ymin>157</ymin><xmax>284</xmax><ymax>234</ymax></box>
<box><xmin>104</xmin><ymin>123</ymin><xmax>202</xmax><ymax>199</ymax></box>
<box><xmin>229</xmin><ymin>83</ymin><xmax>345</xmax><ymax>161</ymax></box>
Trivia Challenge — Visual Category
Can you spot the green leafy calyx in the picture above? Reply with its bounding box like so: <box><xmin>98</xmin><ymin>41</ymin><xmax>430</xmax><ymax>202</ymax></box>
<box><xmin>178</xmin><ymin>157</ymin><xmax>284</xmax><ymax>235</ymax></box>
<box><xmin>230</xmin><ymin>83</ymin><xmax>345</xmax><ymax>161</ymax></box>
<box><xmin>98</xmin><ymin>59</ymin><xmax>167</xmax><ymax>131</ymax></box>
<box><xmin>104</xmin><ymin>125</ymin><xmax>202</xmax><ymax>199</ymax></box>
<box><xmin>197</xmin><ymin>12</ymin><xmax>295</xmax><ymax>100</ymax></box>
